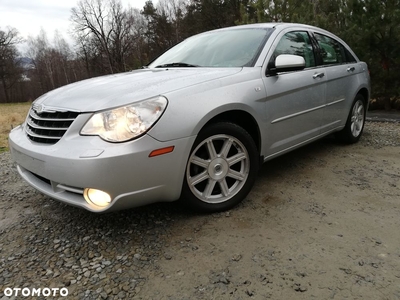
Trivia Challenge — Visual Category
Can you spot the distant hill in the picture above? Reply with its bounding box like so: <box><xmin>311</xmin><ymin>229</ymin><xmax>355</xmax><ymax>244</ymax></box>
<box><xmin>17</xmin><ymin>57</ymin><xmax>34</xmax><ymax>69</ymax></box>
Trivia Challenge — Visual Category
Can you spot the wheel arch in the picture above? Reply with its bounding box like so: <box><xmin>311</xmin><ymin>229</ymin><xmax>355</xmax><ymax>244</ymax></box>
<box><xmin>357</xmin><ymin>87</ymin><xmax>369</xmax><ymax>108</ymax></box>
<box><xmin>199</xmin><ymin>110</ymin><xmax>262</xmax><ymax>154</ymax></box>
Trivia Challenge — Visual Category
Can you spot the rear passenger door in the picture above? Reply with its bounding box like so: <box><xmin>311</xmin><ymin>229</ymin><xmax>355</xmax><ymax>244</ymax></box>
<box><xmin>313</xmin><ymin>33</ymin><xmax>360</xmax><ymax>132</ymax></box>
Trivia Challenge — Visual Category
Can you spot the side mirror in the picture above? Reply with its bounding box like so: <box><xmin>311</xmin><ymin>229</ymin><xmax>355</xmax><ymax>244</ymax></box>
<box><xmin>268</xmin><ymin>54</ymin><xmax>306</xmax><ymax>75</ymax></box>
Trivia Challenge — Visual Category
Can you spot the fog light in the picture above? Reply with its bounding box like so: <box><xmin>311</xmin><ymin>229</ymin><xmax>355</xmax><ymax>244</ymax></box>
<box><xmin>84</xmin><ymin>188</ymin><xmax>111</xmax><ymax>207</ymax></box>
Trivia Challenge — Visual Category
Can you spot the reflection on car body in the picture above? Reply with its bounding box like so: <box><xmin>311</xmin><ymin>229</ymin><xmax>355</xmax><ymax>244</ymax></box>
<box><xmin>9</xmin><ymin>23</ymin><xmax>371</xmax><ymax>213</ymax></box>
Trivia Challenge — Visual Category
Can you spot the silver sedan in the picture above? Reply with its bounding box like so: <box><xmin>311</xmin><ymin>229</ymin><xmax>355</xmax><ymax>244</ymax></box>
<box><xmin>9</xmin><ymin>23</ymin><xmax>370</xmax><ymax>213</ymax></box>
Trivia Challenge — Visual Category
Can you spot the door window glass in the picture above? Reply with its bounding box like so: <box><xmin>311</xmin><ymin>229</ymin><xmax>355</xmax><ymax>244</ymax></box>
<box><xmin>271</xmin><ymin>31</ymin><xmax>316</xmax><ymax>68</ymax></box>
<box><xmin>314</xmin><ymin>33</ymin><xmax>355</xmax><ymax>65</ymax></box>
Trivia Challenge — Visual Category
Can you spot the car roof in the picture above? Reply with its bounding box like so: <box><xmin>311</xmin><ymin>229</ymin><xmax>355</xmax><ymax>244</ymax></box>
<box><xmin>198</xmin><ymin>23</ymin><xmax>338</xmax><ymax>41</ymax></box>
<box><xmin>212</xmin><ymin>22</ymin><xmax>324</xmax><ymax>32</ymax></box>
<box><xmin>209</xmin><ymin>22</ymin><xmax>350</xmax><ymax>49</ymax></box>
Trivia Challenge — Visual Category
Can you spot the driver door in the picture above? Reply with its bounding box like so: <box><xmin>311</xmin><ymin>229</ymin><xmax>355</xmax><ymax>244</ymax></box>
<box><xmin>262</xmin><ymin>30</ymin><xmax>327</xmax><ymax>157</ymax></box>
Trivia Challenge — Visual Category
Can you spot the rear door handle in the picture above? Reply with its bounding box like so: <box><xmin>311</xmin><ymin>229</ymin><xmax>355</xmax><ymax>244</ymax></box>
<box><xmin>313</xmin><ymin>72</ymin><xmax>325</xmax><ymax>79</ymax></box>
<box><xmin>347</xmin><ymin>67</ymin><xmax>355</xmax><ymax>72</ymax></box>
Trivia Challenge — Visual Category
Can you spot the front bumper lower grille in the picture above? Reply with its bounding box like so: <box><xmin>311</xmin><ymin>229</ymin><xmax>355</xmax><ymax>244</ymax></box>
<box><xmin>26</xmin><ymin>109</ymin><xmax>80</xmax><ymax>144</ymax></box>
<box><xmin>30</xmin><ymin>170</ymin><xmax>84</xmax><ymax>195</ymax></box>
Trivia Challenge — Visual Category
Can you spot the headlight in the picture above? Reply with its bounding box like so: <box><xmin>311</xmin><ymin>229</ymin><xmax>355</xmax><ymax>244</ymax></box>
<box><xmin>81</xmin><ymin>96</ymin><xmax>168</xmax><ymax>142</ymax></box>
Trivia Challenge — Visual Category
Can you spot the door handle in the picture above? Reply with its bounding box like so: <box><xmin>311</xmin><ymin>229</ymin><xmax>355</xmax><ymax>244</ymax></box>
<box><xmin>347</xmin><ymin>67</ymin><xmax>355</xmax><ymax>72</ymax></box>
<box><xmin>313</xmin><ymin>72</ymin><xmax>325</xmax><ymax>79</ymax></box>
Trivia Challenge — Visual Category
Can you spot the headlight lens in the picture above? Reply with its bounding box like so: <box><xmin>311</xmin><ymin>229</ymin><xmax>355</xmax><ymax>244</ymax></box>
<box><xmin>81</xmin><ymin>96</ymin><xmax>168</xmax><ymax>142</ymax></box>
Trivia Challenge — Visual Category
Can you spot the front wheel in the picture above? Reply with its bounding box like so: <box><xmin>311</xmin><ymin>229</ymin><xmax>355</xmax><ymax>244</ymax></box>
<box><xmin>336</xmin><ymin>94</ymin><xmax>366</xmax><ymax>144</ymax></box>
<box><xmin>181</xmin><ymin>122</ymin><xmax>259</xmax><ymax>212</ymax></box>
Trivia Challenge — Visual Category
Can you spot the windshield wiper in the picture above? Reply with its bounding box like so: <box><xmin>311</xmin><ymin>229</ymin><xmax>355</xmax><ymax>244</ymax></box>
<box><xmin>154</xmin><ymin>62</ymin><xmax>199</xmax><ymax>68</ymax></box>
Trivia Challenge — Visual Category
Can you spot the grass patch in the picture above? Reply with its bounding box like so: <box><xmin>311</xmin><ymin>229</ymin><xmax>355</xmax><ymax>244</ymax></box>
<box><xmin>0</xmin><ymin>102</ymin><xmax>31</xmax><ymax>151</ymax></box>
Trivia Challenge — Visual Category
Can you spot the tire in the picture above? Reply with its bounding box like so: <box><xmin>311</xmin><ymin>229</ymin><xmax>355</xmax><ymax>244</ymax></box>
<box><xmin>336</xmin><ymin>94</ymin><xmax>366</xmax><ymax>144</ymax></box>
<box><xmin>181</xmin><ymin>122</ymin><xmax>259</xmax><ymax>212</ymax></box>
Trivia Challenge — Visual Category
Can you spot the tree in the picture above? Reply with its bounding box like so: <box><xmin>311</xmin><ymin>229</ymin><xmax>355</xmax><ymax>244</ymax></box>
<box><xmin>54</xmin><ymin>31</ymin><xmax>73</xmax><ymax>85</ymax></box>
<box><xmin>183</xmin><ymin>0</ymin><xmax>246</xmax><ymax>33</ymax></box>
<box><xmin>27</xmin><ymin>30</ymin><xmax>57</xmax><ymax>93</ymax></box>
<box><xmin>141</xmin><ymin>0</ymin><xmax>176</xmax><ymax>60</ymax></box>
<box><xmin>129</xmin><ymin>8</ymin><xmax>148</xmax><ymax>67</ymax></box>
<box><xmin>71</xmin><ymin>0</ymin><xmax>138</xmax><ymax>74</ymax></box>
<box><xmin>0</xmin><ymin>27</ymin><xmax>23</xmax><ymax>103</ymax></box>
<box><xmin>157</xmin><ymin>0</ymin><xmax>187</xmax><ymax>43</ymax></box>
<box><xmin>343</xmin><ymin>0</ymin><xmax>400</xmax><ymax>110</ymax></box>
<box><xmin>25</xmin><ymin>29</ymin><xmax>83</xmax><ymax>101</ymax></box>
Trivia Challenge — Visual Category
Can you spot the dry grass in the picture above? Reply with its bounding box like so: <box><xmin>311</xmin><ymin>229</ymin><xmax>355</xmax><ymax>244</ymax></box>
<box><xmin>0</xmin><ymin>102</ymin><xmax>31</xmax><ymax>152</ymax></box>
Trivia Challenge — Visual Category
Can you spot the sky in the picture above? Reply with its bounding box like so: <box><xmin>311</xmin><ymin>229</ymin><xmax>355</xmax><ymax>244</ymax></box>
<box><xmin>0</xmin><ymin>0</ymin><xmax>150</xmax><ymax>54</ymax></box>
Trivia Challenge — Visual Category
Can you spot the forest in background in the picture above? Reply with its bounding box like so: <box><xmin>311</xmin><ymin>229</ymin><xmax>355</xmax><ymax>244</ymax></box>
<box><xmin>0</xmin><ymin>0</ymin><xmax>399</xmax><ymax>109</ymax></box>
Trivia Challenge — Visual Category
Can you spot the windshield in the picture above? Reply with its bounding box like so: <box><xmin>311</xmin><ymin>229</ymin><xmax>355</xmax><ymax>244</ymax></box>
<box><xmin>149</xmin><ymin>28</ymin><xmax>272</xmax><ymax>68</ymax></box>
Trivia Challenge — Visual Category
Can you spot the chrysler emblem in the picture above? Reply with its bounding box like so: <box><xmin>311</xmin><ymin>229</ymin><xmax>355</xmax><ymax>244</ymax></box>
<box><xmin>34</xmin><ymin>104</ymin><xmax>44</xmax><ymax>114</ymax></box>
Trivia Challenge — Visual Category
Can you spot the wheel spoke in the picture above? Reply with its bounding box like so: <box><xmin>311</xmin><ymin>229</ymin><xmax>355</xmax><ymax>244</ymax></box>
<box><xmin>219</xmin><ymin>179</ymin><xmax>230</xmax><ymax>197</ymax></box>
<box><xmin>357</xmin><ymin>105</ymin><xmax>363</xmax><ymax>115</ymax></box>
<box><xmin>190</xmin><ymin>171</ymin><xmax>209</xmax><ymax>186</ymax></box>
<box><xmin>351</xmin><ymin>122</ymin><xmax>360</xmax><ymax>137</ymax></box>
<box><xmin>191</xmin><ymin>155</ymin><xmax>209</xmax><ymax>168</ymax></box>
<box><xmin>206</xmin><ymin>140</ymin><xmax>218</xmax><ymax>159</ymax></box>
<box><xmin>203</xmin><ymin>179</ymin><xmax>217</xmax><ymax>198</ymax></box>
<box><xmin>227</xmin><ymin>152</ymin><xmax>246</xmax><ymax>166</ymax></box>
<box><xmin>220</xmin><ymin>138</ymin><xmax>233</xmax><ymax>158</ymax></box>
<box><xmin>227</xmin><ymin>169</ymin><xmax>245</xmax><ymax>181</ymax></box>
<box><xmin>351</xmin><ymin>123</ymin><xmax>357</xmax><ymax>136</ymax></box>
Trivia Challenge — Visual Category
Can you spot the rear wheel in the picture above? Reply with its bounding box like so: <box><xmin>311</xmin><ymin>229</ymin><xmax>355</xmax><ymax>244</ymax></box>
<box><xmin>181</xmin><ymin>122</ymin><xmax>259</xmax><ymax>212</ymax></box>
<box><xmin>336</xmin><ymin>94</ymin><xmax>366</xmax><ymax>144</ymax></box>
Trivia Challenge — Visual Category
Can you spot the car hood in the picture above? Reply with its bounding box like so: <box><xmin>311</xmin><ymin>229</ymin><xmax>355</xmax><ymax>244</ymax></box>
<box><xmin>33</xmin><ymin>68</ymin><xmax>242</xmax><ymax>112</ymax></box>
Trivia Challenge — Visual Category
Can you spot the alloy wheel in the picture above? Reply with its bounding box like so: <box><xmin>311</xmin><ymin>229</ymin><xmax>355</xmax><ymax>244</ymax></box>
<box><xmin>350</xmin><ymin>99</ymin><xmax>365</xmax><ymax>137</ymax></box>
<box><xmin>186</xmin><ymin>134</ymin><xmax>250</xmax><ymax>204</ymax></box>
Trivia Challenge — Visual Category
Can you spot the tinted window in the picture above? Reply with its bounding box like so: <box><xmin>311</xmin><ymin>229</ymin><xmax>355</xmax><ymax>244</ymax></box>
<box><xmin>271</xmin><ymin>31</ymin><xmax>316</xmax><ymax>68</ymax></box>
<box><xmin>314</xmin><ymin>33</ymin><xmax>356</xmax><ymax>64</ymax></box>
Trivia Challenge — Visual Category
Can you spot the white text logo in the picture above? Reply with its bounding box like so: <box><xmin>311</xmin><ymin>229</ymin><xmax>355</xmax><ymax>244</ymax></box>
<box><xmin>3</xmin><ymin>287</ymin><xmax>68</xmax><ymax>297</ymax></box>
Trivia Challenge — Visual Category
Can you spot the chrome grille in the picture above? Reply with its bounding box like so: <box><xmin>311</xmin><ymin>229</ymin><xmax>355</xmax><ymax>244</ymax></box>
<box><xmin>26</xmin><ymin>109</ymin><xmax>80</xmax><ymax>144</ymax></box>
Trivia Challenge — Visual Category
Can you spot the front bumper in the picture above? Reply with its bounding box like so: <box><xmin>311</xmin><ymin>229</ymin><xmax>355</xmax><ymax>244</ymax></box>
<box><xmin>9</xmin><ymin>117</ymin><xmax>195</xmax><ymax>212</ymax></box>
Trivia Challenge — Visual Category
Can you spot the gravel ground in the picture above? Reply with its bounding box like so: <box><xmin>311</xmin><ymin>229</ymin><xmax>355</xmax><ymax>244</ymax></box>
<box><xmin>0</xmin><ymin>121</ymin><xmax>399</xmax><ymax>299</ymax></box>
